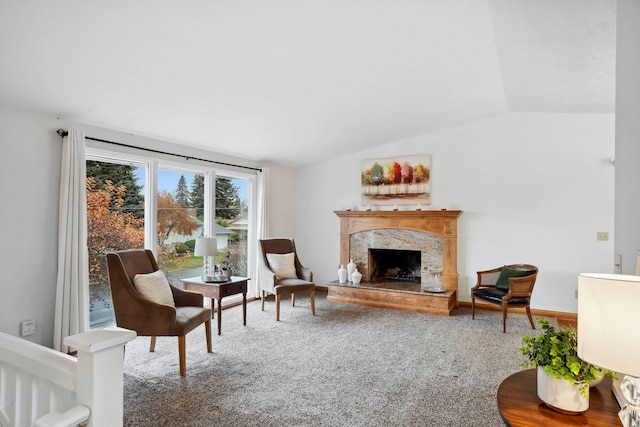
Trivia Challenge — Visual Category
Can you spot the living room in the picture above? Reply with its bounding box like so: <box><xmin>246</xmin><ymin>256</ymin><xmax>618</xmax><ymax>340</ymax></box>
<box><xmin>1</xmin><ymin>1</ymin><xmax>640</xmax><ymax>425</ymax></box>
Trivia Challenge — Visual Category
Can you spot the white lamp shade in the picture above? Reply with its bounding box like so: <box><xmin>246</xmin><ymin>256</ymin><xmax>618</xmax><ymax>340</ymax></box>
<box><xmin>194</xmin><ymin>237</ymin><xmax>218</xmax><ymax>257</ymax></box>
<box><xmin>578</xmin><ymin>273</ymin><xmax>640</xmax><ymax>377</ymax></box>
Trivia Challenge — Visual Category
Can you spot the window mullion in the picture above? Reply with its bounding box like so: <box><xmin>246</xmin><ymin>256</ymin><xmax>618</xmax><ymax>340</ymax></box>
<box><xmin>145</xmin><ymin>159</ymin><xmax>158</xmax><ymax>256</ymax></box>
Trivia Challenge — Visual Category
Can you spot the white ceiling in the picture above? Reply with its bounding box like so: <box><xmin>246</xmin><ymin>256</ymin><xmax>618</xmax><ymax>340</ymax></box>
<box><xmin>0</xmin><ymin>0</ymin><xmax>615</xmax><ymax>168</ymax></box>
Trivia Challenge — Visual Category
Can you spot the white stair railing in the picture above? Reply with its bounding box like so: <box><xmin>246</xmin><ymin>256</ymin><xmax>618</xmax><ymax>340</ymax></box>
<box><xmin>0</xmin><ymin>328</ymin><xmax>136</xmax><ymax>427</ymax></box>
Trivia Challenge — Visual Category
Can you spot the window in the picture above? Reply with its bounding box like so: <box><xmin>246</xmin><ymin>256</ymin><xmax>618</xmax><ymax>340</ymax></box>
<box><xmin>86</xmin><ymin>147</ymin><xmax>257</xmax><ymax>329</ymax></box>
<box><xmin>86</xmin><ymin>157</ymin><xmax>146</xmax><ymax>329</ymax></box>
<box><xmin>156</xmin><ymin>167</ymin><xmax>207</xmax><ymax>287</ymax></box>
<box><xmin>215</xmin><ymin>175</ymin><xmax>250</xmax><ymax>281</ymax></box>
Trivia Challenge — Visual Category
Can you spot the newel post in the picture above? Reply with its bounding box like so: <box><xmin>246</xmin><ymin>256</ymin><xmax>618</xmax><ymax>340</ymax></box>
<box><xmin>64</xmin><ymin>327</ymin><xmax>137</xmax><ymax>427</ymax></box>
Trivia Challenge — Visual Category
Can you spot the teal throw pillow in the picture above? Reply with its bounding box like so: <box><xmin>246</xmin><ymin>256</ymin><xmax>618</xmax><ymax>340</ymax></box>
<box><xmin>495</xmin><ymin>266</ymin><xmax>536</xmax><ymax>291</ymax></box>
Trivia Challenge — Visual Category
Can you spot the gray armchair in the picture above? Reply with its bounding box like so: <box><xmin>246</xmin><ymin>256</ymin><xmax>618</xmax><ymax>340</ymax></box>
<box><xmin>258</xmin><ymin>239</ymin><xmax>316</xmax><ymax>321</ymax></box>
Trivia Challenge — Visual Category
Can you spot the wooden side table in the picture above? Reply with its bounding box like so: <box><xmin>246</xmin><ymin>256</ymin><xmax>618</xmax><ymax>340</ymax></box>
<box><xmin>181</xmin><ymin>276</ymin><xmax>249</xmax><ymax>335</ymax></box>
<box><xmin>497</xmin><ymin>369</ymin><xmax>620</xmax><ymax>426</ymax></box>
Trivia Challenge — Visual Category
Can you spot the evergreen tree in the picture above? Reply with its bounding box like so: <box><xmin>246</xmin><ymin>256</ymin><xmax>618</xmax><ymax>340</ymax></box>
<box><xmin>86</xmin><ymin>160</ymin><xmax>144</xmax><ymax>217</ymax></box>
<box><xmin>190</xmin><ymin>174</ymin><xmax>205</xmax><ymax>220</ymax></box>
<box><xmin>175</xmin><ymin>175</ymin><xmax>190</xmax><ymax>208</ymax></box>
<box><xmin>216</xmin><ymin>177</ymin><xmax>241</xmax><ymax>220</ymax></box>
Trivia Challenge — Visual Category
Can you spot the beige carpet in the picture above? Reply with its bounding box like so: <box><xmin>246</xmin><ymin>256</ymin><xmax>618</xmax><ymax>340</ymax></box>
<box><xmin>122</xmin><ymin>293</ymin><xmax>550</xmax><ymax>427</ymax></box>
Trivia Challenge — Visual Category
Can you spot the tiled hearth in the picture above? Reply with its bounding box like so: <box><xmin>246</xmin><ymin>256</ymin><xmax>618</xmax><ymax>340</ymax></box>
<box><xmin>328</xmin><ymin>209</ymin><xmax>462</xmax><ymax>316</ymax></box>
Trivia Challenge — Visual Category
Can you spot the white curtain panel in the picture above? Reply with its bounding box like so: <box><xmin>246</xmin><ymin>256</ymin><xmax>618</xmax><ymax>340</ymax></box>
<box><xmin>54</xmin><ymin>129</ymin><xmax>90</xmax><ymax>353</ymax></box>
<box><xmin>254</xmin><ymin>168</ymin><xmax>269</xmax><ymax>298</ymax></box>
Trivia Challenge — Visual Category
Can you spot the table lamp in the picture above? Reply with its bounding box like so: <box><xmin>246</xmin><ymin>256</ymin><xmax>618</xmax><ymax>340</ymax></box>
<box><xmin>194</xmin><ymin>237</ymin><xmax>218</xmax><ymax>282</ymax></box>
<box><xmin>578</xmin><ymin>273</ymin><xmax>640</xmax><ymax>426</ymax></box>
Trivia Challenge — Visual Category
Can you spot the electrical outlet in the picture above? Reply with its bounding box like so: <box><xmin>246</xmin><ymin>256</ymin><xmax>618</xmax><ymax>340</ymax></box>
<box><xmin>21</xmin><ymin>320</ymin><xmax>35</xmax><ymax>336</ymax></box>
<box><xmin>597</xmin><ymin>231</ymin><xmax>609</xmax><ymax>241</ymax></box>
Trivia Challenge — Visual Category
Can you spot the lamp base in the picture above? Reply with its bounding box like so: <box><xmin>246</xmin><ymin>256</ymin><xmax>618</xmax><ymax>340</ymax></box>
<box><xmin>612</xmin><ymin>376</ymin><xmax>640</xmax><ymax>427</ymax></box>
<box><xmin>201</xmin><ymin>274</ymin><xmax>213</xmax><ymax>282</ymax></box>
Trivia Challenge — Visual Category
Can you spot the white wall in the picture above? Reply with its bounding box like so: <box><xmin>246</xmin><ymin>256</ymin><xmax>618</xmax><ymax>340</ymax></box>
<box><xmin>295</xmin><ymin>112</ymin><xmax>615</xmax><ymax>313</ymax></box>
<box><xmin>0</xmin><ymin>107</ymin><xmax>61</xmax><ymax>345</ymax></box>
<box><xmin>0</xmin><ymin>107</ymin><xmax>295</xmax><ymax>346</ymax></box>
<box><xmin>615</xmin><ymin>0</ymin><xmax>640</xmax><ymax>274</ymax></box>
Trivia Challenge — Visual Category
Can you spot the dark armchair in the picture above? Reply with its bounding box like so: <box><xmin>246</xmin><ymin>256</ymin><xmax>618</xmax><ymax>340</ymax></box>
<box><xmin>258</xmin><ymin>239</ymin><xmax>316</xmax><ymax>321</ymax></box>
<box><xmin>471</xmin><ymin>264</ymin><xmax>538</xmax><ymax>333</ymax></box>
<box><xmin>106</xmin><ymin>249</ymin><xmax>212</xmax><ymax>376</ymax></box>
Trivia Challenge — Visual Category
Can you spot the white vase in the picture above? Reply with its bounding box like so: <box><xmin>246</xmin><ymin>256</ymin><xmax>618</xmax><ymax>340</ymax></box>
<box><xmin>537</xmin><ymin>366</ymin><xmax>589</xmax><ymax>414</ymax></box>
<box><xmin>351</xmin><ymin>269</ymin><xmax>363</xmax><ymax>285</ymax></box>
<box><xmin>347</xmin><ymin>259</ymin><xmax>357</xmax><ymax>282</ymax></box>
<box><xmin>338</xmin><ymin>265</ymin><xmax>347</xmax><ymax>284</ymax></box>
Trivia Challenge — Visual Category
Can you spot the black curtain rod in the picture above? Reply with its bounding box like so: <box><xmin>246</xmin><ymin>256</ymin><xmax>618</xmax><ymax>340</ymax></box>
<box><xmin>56</xmin><ymin>129</ymin><xmax>262</xmax><ymax>172</ymax></box>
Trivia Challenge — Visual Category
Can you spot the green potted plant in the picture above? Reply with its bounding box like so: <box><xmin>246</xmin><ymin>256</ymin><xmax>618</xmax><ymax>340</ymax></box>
<box><xmin>519</xmin><ymin>318</ymin><xmax>615</xmax><ymax>414</ymax></box>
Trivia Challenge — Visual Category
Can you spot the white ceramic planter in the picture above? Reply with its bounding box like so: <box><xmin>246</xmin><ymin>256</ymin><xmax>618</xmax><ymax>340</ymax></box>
<box><xmin>537</xmin><ymin>366</ymin><xmax>589</xmax><ymax>414</ymax></box>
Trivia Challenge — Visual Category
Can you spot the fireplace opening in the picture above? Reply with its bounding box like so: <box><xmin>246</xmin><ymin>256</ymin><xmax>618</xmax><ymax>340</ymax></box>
<box><xmin>368</xmin><ymin>248</ymin><xmax>421</xmax><ymax>283</ymax></box>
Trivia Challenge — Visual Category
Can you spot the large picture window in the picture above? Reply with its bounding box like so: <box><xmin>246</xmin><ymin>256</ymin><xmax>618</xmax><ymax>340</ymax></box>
<box><xmin>86</xmin><ymin>149</ymin><xmax>256</xmax><ymax>329</ymax></box>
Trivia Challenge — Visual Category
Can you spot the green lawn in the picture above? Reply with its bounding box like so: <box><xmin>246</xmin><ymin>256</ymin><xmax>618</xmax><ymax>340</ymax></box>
<box><xmin>164</xmin><ymin>254</ymin><xmax>224</xmax><ymax>271</ymax></box>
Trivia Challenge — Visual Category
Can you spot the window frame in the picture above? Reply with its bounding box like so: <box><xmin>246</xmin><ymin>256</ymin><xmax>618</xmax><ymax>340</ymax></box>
<box><xmin>86</xmin><ymin>145</ymin><xmax>258</xmax><ymax>304</ymax></box>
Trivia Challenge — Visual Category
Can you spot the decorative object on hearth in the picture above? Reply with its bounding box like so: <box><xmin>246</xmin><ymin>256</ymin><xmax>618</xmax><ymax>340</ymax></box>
<box><xmin>578</xmin><ymin>273</ymin><xmax>640</xmax><ymax>427</ymax></box>
<box><xmin>347</xmin><ymin>259</ymin><xmax>357</xmax><ymax>282</ymax></box>
<box><xmin>351</xmin><ymin>269</ymin><xmax>362</xmax><ymax>285</ymax></box>
<box><xmin>423</xmin><ymin>272</ymin><xmax>443</xmax><ymax>293</ymax></box>
<box><xmin>520</xmin><ymin>318</ymin><xmax>614</xmax><ymax>414</ymax></box>
<box><xmin>361</xmin><ymin>154</ymin><xmax>431</xmax><ymax>206</ymax></box>
<box><xmin>194</xmin><ymin>236</ymin><xmax>218</xmax><ymax>282</ymax></box>
<box><xmin>338</xmin><ymin>265</ymin><xmax>347</xmax><ymax>284</ymax></box>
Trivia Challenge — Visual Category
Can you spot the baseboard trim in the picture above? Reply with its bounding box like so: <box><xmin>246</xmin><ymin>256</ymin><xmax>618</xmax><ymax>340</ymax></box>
<box><xmin>457</xmin><ymin>301</ymin><xmax>577</xmax><ymax>322</ymax></box>
<box><xmin>250</xmin><ymin>287</ymin><xmax>578</xmax><ymax>323</ymax></box>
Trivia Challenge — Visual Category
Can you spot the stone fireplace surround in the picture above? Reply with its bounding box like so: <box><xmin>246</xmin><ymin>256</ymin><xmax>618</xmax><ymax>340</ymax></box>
<box><xmin>352</xmin><ymin>229</ymin><xmax>443</xmax><ymax>284</ymax></box>
<box><xmin>328</xmin><ymin>209</ymin><xmax>462</xmax><ymax>315</ymax></box>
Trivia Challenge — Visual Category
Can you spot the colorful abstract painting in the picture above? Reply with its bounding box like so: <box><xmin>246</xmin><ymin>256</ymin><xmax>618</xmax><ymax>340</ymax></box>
<box><xmin>361</xmin><ymin>154</ymin><xmax>431</xmax><ymax>206</ymax></box>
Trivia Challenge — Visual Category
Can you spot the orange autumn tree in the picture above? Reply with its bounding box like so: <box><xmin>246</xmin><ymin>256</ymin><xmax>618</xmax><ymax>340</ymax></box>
<box><xmin>156</xmin><ymin>191</ymin><xmax>199</xmax><ymax>267</ymax></box>
<box><xmin>86</xmin><ymin>177</ymin><xmax>144</xmax><ymax>284</ymax></box>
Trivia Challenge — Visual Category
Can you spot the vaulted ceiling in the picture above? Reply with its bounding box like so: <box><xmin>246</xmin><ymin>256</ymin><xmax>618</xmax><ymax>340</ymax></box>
<box><xmin>0</xmin><ymin>1</ymin><xmax>615</xmax><ymax>168</ymax></box>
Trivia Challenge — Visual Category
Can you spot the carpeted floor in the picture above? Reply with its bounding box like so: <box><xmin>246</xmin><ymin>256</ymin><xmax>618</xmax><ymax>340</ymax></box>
<box><xmin>122</xmin><ymin>293</ymin><xmax>551</xmax><ymax>427</ymax></box>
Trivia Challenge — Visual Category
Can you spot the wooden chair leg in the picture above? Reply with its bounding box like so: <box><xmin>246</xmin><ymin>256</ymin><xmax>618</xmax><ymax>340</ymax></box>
<box><xmin>275</xmin><ymin>294</ymin><xmax>281</xmax><ymax>321</ymax></box>
<box><xmin>150</xmin><ymin>336</ymin><xmax>156</xmax><ymax>352</ymax></box>
<box><xmin>525</xmin><ymin>306</ymin><xmax>535</xmax><ymax>329</ymax></box>
<box><xmin>310</xmin><ymin>290</ymin><xmax>315</xmax><ymax>316</ymax></box>
<box><xmin>261</xmin><ymin>290</ymin><xmax>265</xmax><ymax>311</ymax></box>
<box><xmin>291</xmin><ymin>293</ymin><xmax>295</xmax><ymax>307</ymax></box>
<box><xmin>205</xmin><ymin>319</ymin><xmax>212</xmax><ymax>353</ymax></box>
<box><xmin>502</xmin><ymin>305</ymin><xmax>508</xmax><ymax>334</ymax></box>
<box><xmin>178</xmin><ymin>335</ymin><xmax>186</xmax><ymax>376</ymax></box>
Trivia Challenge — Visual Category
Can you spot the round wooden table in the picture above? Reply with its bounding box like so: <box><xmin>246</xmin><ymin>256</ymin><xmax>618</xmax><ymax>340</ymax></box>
<box><xmin>497</xmin><ymin>369</ymin><xmax>620</xmax><ymax>426</ymax></box>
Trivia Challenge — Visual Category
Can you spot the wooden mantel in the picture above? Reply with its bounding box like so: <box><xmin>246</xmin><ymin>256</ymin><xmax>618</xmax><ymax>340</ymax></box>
<box><xmin>330</xmin><ymin>209</ymin><xmax>462</xmax><ymax>315</ymax></box>
<box><xmin>335</xmin><ymin>209</ymin><xmax>462</xmax><ymax>237</ymax></box>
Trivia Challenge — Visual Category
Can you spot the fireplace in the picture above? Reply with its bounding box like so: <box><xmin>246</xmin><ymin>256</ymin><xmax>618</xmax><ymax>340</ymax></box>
<box><xmin>329</xmin><ymin>209</ymin><xmax>462</xmax><ymax>315</ymax></box>
<box><xmin>351</xmin><ymin>228</ymin><xmax>444</xmax><ymax>286</ymax></box>
<box><xmin>369</xmin><ymin>248</ymin><xmax>421</xmax><ymax>282</ymax></box>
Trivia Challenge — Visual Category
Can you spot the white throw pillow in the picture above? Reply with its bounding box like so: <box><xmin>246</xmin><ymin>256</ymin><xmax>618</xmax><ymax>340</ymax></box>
<box><xmin>266</xmin><ymin>252</ymin><xmax>298</xmax><ymax>279</ymax></box>
<box><xmin>133</xmin><ymin>270</ymin><xmax>175</xmax><ymax>307</ymax></box>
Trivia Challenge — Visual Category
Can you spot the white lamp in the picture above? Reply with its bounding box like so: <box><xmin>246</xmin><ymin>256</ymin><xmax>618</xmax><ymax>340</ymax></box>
<box><xmin>194</xmin><ymin>237</ymin><xmax>218</xmax><ymax>282</ymax></box>
<box><xmin>578</xmin><ymin>273</ymin><xmax>640</xmax><ymax>426</ymax></box>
